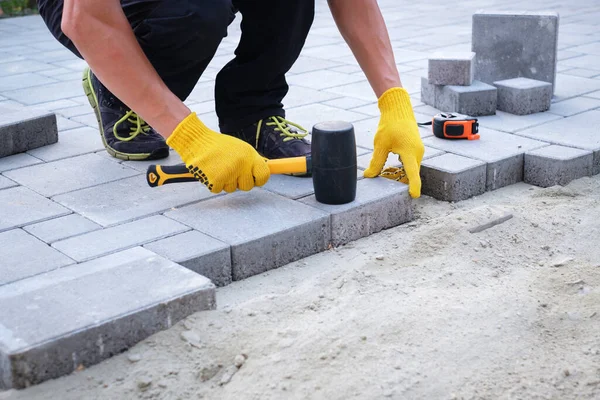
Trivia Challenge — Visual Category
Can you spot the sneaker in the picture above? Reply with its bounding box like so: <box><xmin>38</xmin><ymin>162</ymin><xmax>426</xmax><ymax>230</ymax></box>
<box><xmin>224</xmin><ymin>116</ymin><xmax>311</xmax><ymax>160</ymax></box>
<box><xmin>82</xmin><ymin>67</ymin><xmax>169</xmax><ymax>161</ymax></box>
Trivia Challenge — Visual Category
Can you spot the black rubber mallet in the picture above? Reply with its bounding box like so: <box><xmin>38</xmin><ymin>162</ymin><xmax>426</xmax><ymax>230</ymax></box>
<box><xmin>146</xmin><ymin>121</ymin><xmax>357</xmax><ymax>205</ymax></box>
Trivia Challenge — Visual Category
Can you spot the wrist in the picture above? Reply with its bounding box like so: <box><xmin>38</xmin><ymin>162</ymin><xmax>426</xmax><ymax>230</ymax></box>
<box><xmin>378</xmin><ymin>87</ymin><xmax>416</xmax><ymax>121</ymax></box>
<box><xmin>166</xmin><ymin>113</ymin><xmax>213</xmax><ymax>160</ymax></box>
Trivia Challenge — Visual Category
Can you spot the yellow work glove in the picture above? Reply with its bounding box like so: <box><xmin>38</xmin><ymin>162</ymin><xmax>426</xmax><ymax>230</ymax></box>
<box><xmin>363</xmin><ymin>87</ymin><xmax>425</xmax><ymax>198</ymax></box>
<box><xmin>167</xmin><ymin>113</ymin><xmax>270</xmax><ymax>193</ymax></box>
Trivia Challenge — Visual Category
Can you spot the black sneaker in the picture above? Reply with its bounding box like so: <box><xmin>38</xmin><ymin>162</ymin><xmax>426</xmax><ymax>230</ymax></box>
<box><xmin>224</xmin><ymin>116</ymin><xmax>312</xmax><ymax>160</ymax></box>
<box><xmin>82</xmin><ymin>67</ymin><xmax>169</xmax><ymax>161</ymax></box>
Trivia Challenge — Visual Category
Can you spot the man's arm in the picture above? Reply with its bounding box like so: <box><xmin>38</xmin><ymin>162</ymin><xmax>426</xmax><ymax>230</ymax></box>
<box><xmin>62</xmin><ymin>0</ymin><xmax>189</xmax><ymax>137</ymax></box>
<box><xmin>327</xmin><ymin>0</ymin><xmax>401</xmax><ymax>97</ymax></box>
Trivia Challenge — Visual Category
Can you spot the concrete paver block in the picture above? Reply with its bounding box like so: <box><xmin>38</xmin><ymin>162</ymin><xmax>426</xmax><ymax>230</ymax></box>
<box><xmin>23</xmin><ymin>214</ymin><xmax>101</xmax><ymax>244</ymax></box>
<box><xmin>524</xmin><ymin>145</ymin><xmax>593</xmax><ymax>187</ymax></box>
<box><xmin>428</xmin><ymin>52</ymin><xmax>475</xmax><ymax>86</ymax></box>
<box><xmin>0</xmin><ymin>176</ymin><xmax>17</xmax><ymax>190</ymax></box>
<box><xmin>0</xmin><ymin>247</ymin><xmax>215</xmax><ymax>389</ymax></box>
<box><xmin>547</xmin><ymin>96</ymin><xmax>600</xmax><ymax>117</ymax></box>
<box><xmin>52</xmin><ymin>215</ymin><xmax>190</xmax><ymax>262</ymax></box>
<box><xmin>421</xmin><ymin>77</ymin><xmax>437</xmax><ymax>107</ymax></box>
<box><xmin>0</xmin><ymin>229</ymin><xmax>74</xmax><ymax>286</ymax></box>
<box><xmin>472</xmin><ymin>11</ymin><xmax>559</xmax><ymax>91</ymax></box>
<box><xmin>0</xmin><ymin>186</ymin><xmax>70</xmax><ymax>233</ymax></box>
<box><xmin>53</xmin><ymin>176</ymin><xmax>216</xmax><ymax>227</ymax></box>
<box><xmin>27</xmin><ymin>127</ymin><xmax>104</xmax><ymax>162</ymax></box>
<box><xmin>516</xmin><ymin>110</ymin><xmax>600</xmax><ymax>175</ymax></box>
<box><xmin>493</xmin><ymin>78</ymin><xmax>553</xmax><ymax>115</ymax></box>
<box><xmin>421</xmin><ymin>154</ymin><xmax>487</xmax><ymax>202</ymax></box>
<box><xmin>423</xmin><ymin>127</ymin><xmax>549</xmax><ymax>191</ymax></box>
<box><xmin>2</xmin><ymin>79</ymin><xmax>83</xmax><ymax>105</ymax></box>
<box><xmin>553</xmin><ymin>74</ymin><xmax>600</xmax><ymax>102</ymax></box>
<box><xmin>436</xmin><ymin>80</ymin><xmax>497</xmax><ymax>116</ymax></box>
<box><xmin>144</xmin><ymin>231</ymin><xmax>232</xmax><ymax>287</ymax></box>
<box><xmin>4</xmin><ymin>153</ymin><xmax>139</xmax><ymax>197</ymax></box>
<box><xmin>300</xmin><ymin>177</ymin><xmax>412</xmax><ymax>246</ymax></box>
<box><xmin>476</xmin><ymin>110</ymin><xmax>562</xmax><ymax>133</ymax></box>
<box><xmin>166</xmin><ymin>190</ymin><xmax>330</xmax><ymax>281</ymax></box>
<box><xmin>0</xmin><ymin>104</ymin><xmax>58</xmax><ymax>158</ymax></box>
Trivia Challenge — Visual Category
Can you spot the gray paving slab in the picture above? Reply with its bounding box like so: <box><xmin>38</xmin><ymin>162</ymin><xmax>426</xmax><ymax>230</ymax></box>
<box><xmin>288</xmin><ymin>56</ymin><xmax>342</xmax><ymax>75</ymax></box>
<box><xmin>300</xmin><ymin>177</ymin><xmax>412</xmax><ymax>246</ymax></box>
<box><xmin>285</xmin><ymin>104</ymin><xmax>370</xmax><ymax>133</ymax></box>
<box><xmin>0</xmin><ymin>186</ymin><xmax>70</xmax><ymax>232</ymax></box>
<box><xmin>524</xmin><ymin>145</ymin><xmax>593</xmax><ymax>187</ymax></box>
<box><xmin>27</xmin><ymin>127</ymin><xmax>104</xmax><ymax>161</ymax></box>
<box><xmin>55</xmin><ymin>115</ymin><xmax>84</xmax><ymax>132</ymax></box>
<box><xmin>553</xmin><ymin>74</ymin><xmax>600</xmax><ymax>102</ymax></box>
<box><xmin>0</xmin><ymin>247</ymin><xmax>215</xmax><ymax>389</ymax></box>
<box><xmin>472</xmin><ymin>11</ymin><xmax>559</xmax><ymax>91</ymax></box>
<box><xmin>52</xmin><ymin>215</ymin><xmax>190</xmax><ymax>262</ymax></box>
<box><xmin>4</xmin><ymin>153</ymin><xmax>140</xmax><ymax>197</ymax></box>
<box><xmin>53</xmin><ymin>175</ymin><xmax>216</xmax><ymax>227</ymax></box>
<box><xmin>322</xmin><ymin>97</ymin><xmax>373</xmax><ymax>110</ymax></box>
<box><xmin>283</xmin><ymin>85</ymin><xmax>341</xmax><ymax>108</ymax></box>
<box><xmin>476</xmin><ymin>111</ymin><xmax>563</xmax><ymax>133</ymax></box>
<box><xmin>144</xmin><ymin>231</ymin><xmax>232</xmax><ymax>287</ymax></box>
<box><xmin>0</xmin><ymin>153</ymin><xmax>42</xmax><ymax>172</ymax></box>
<box><xmin>23</xmin><ymin>214</ymin><xmax>101</xmax><ymax>244</ymax></box>
<box><xmin>54</xmin><ymin>104</ymin><xmax>94</xmax><ymax>119</ymax></box>
<box><xmin>0</xmin><ymin>60</ymin><xmax>51</xmax><ymax>77</ymax></box>
<box><xmin>494</xmin><ymin>78</ymin><xmax>553</xmax><ymax>115</ymax></box>
<box><xmin>421</xmin><ymin>154</ymin><xmax>487</xmax><ymax>202</ymax></box>
<box><xmin>436</xmin><ymin>80</ymin><xmax>498</xmax><ymax>117</ymax></box>
<box><xmin>0</xmin><ymin>175</ymin><xmax>17</xmax><ymax>190</ymax></box>
<box><xmin>0</xmin><ymin>229</ymin><xmax>74</xmax><ymax>286</ymax></box>
<box><xmin>2</xmin><ymin>79</ymin><xmax>84</xmax><ymax>105</ymax></box>
<box><xmin>547</xmin><ymin>96</ymin><xmax>600</xmax><ymax>116</ymax></box>
<box><xmin>560</xmin><ymin>54</ymin><xmax>600</xmax><ymax>70</ymax></box>
<box><xmin>70</xmin><ymin>113</ymin><xmax>98</xmax><ymax>128</ymax></box>
<box><xmin>288</xmin><ymin>70</ymin><xmax>365</xmax><ymax>90</ymax></box>
<box><xmin>585</xmin><ymin>90</ymin><xmax>600</xmax><ymax>100</ymax></box>
<box><xmin>0</xmin><ymin>73</ymin><xmax>56</xmax><ymax>91</ymax></box>
<box><xmin>423</xmin><ymin>128</ymin><xmax>549</xmax><ymax>191</ymax></box>
<box><xmin>166</xmin><ymin>189</ymin><xmax>330</xmax><ymax>281</ymax></box>
<box><xmin>561</xmin><ymin>68</ymin><xmax>600</xmax><ymax>79</ymax></box>
<box><xmin>0</xmin><ymin>105</ymin><xmax>58</xmax><ymax>158</ymax></box>
<box><xmin>516</xmin><ymin>110</ymin><xmax>600</xmax><ymax>174</ymax></box>
<box><xmin>428</xmin><ymin>52</ymin><xmax>475</xmax><ymax>86</ymax></box>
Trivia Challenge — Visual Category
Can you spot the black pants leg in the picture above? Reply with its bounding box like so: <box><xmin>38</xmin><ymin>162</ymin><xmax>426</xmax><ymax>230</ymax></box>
<box><xmin>37</xmin><ymin>0</ymin><xmax>233</xmax><ymax>101</ymax></box>
<box><xmin>216</xmin><ymin>0</ymin><xmax>315</xmax><ymax>132</ymax></box>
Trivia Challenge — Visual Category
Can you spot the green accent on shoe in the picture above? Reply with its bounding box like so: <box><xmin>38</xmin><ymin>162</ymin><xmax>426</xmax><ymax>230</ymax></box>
<box><xmin>258</xmin><ymin>116</ymin><xmax>308</xmax><ymax>144</ymax></box>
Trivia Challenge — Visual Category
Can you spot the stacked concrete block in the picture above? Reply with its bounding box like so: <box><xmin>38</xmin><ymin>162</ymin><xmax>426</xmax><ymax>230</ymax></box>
<box><xmin>420</xmin><ymin>153</ymin><xmax>487</xmax><ymax>202</ymax></box>
<box><xmin>472</xmin><ymin>11</ymin><xmax>559</xmax><ymax>92</ymax></box>
<box><xmin>524</xmin><ymin>145</ymin><xmax>593</xmax><ymax>188</ymax></box>
<box><xmin>421</xmin><ymin>78</ymin><xmax>497</xmax><ymax>117</ymax></box>
<box><xmin>494</xmin><ymin>78</ymin><xmax>553</xmax><ymax>115</ymax></box>
<box><xmin>0</xmin><ymin>104</ymin><xmax>58</xmax><ymax>158</ymax></box>
<box><xmin>428</xmin><ymin>52</ymin><xmax>475</xmax><ymax>86</ymax></box>
<box><xmin>0</xmin><ymin>248</ymin><xmax>216</xmax><ymax>389</ymax></box>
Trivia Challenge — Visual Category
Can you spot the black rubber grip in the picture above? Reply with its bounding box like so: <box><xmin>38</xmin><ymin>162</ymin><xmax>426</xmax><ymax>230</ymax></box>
<box><xmin>146</xmin><ymin>164</ymin><xmax>196</xmax><ymax>187</ymax></box>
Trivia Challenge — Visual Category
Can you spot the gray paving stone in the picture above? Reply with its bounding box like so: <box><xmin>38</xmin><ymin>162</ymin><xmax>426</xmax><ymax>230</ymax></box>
<box><xmin>0</xmin><ymin>105</ymin><xmax>58</xmax><ymax>158</ymax></box>
<box><xmin>421</xmin><ymin>154</ymin><xmax>487</xmax><ymax>202</ymax></box>
<box><xmin>356</xmin><ymin>146</ymin><xmax>445</xmax><ymax>170</ymax></box>
<box><xmin>288</xmin><ymin>56</ymin><xmax>342</xmax><ymax>75</ymax></box>
<box><xmin>0</xmin><ymin>175</ymin><xmax>17</xmax><ymax>190</ymax></box>
<box><xmin>0</xmin><ymin>73</ymin><xmax>56</xmax><ymax>91</ymax></box>
<box><xmin>548</xmin><ymin>96</ymin><xmax>600</xmax><ymax>116</ymax></box>
<box><xmin>144</xmin><ymin>231</ymin><xmax>232</xmax><ymax>287</ymax></box>
<box><xmin>476</xmin><ymin>111</ymin><xmax>563</xmax><ymax>133</ymax></box>
<box><xmin>493</xmin><ymin>78</ymin><xmax>553</xmax><ymax>115</ymax></box>
<box><xmin>0</xmin><ymin>60</ymin><xmax>51</xmax><ymax>77</ymax></box>
<box><xmin>568</xmin><ymin>42</ymin><xmax>600</xmax><ymax>55</ymax></box>
<box><xmin>0</xmin><ymin>229</ymin><xmax>74</xmax><ymax>286</ymax></box>
<box><xmin>54</xmin><ymin>104</ymin><xmax>94</xmax><ymax>119</ymax></box>
<box><xmin>23</xmin><ymin>214</ymin><xmax>101</xmax><ymax>244</ymax></box>
<box><xmin>560</xmin><ymin>54</ymin><xmax>600</xmax><ymax>70</ymax></box>
<box><xmin>561</xmin><ymin>68</ymin><xmax>600</xmax><ymax>79</ymax></box>
<box><xmin>4</xmin><ymin>153</ymin><xmax>140</xmax><ymax>197</ymax></box>
<box><xmin>428</xmin><ymin>52</ymin><xmax>475</xmax><ymax>86</ymax></box>
<box><xmin>585</xmin><ymin>90</ymin><xmax>600</xmax><ymax>100</ymax></box>
<box><xmin>27</xmin><ymin>127</ymin><xmax>104</xmax><ymax>161</ymax></box>
<box><xmin>436</xmin><ymin>80</ymin><xmax>497</xmax><ymax>117</ymax></box>
<box><xmin>285</xmin><ymin>104</ymin><xmax>370</xmax><ymax>134</ymax></box>
<box><xmin>55</xmin><ymin>116</ymin><xmax>84</xmax><ymax>132</ymax></box>
<box><xmin>52</xmin><ymin>215</ymin><xmax>190</xmax><ymax>262</ymax></box>
<box><xmin>0</xmin><ymin>247</ymin><xmax>215</xmax><ymax>389</ymax></box>
<box><xmin>283</xmin><ymin>85</ymin><xmax>341</xmax><ymax>108</ymax></box>
<box><xmin>553</xmin><ymin>74</ymin><xmax>600</xmax><ymax>102</ymax></box>
<box><xmin>2</xmin><ymin>79</ymin><xmax>83</xmax><ymax>105</ymax></box>
<box><xmin>166</xmin><ymin>190</ymin><xmax>330</xmax><ymax>281</ymax></box>
<box><xmin>302</xmin><ymin>44</ymin><xmax>354</xmax><ymax>59</ymax></box>
<box><xmin>0</xmin><ymin>186</ymin><xmax>70</xmax><ymax>232</ymax></box>
<box><xmin>287</xmin><ymin>70</ymin><xmax>365</xmax><ymax>90</ymax></box>
<box><xmin>70</xmin><ymin>113</ymin><xmax>98</xmax><ymax>128</ymax></box>
<box><xmin>322</xmin><ymin>97</ymin><xmax>372</xmax><ymax>110</ymax></box>
<box><xmin>524</xmin><ymin>145</ymin><xmax>593</xmax><ymax>188</ymax></box>
<box><xmin>423</xmin><ymin>127</ymin><xmax>549</xmax><ymax>191</ymax></box>
<box><xmin>0</xmin><ymin>153</ymin><xmax>42</xmax><ymax>172</ymax></box>
<box><xmin>472</xmin><ymin>11</ymin><xmax>559</xmax><ymax>91</ymax></box>
<box><xmin>421</xmin><ymin>76</ymin><xmax>437</xmax><ymax>107</ymax></box>
<box><xmin>299</xmin><ymin>177</ymin><xmax>412</xmax><ymax>246</ymax></box>
<box><xmin>516</xmin><ymin>110</ymin><xmax>600</xmax><ymax>174</ymax></box>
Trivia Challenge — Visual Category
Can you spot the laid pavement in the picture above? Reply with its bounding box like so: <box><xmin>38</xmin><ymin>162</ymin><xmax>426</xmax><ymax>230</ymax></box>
<box><xmin>1</xmin><ymin>0</ymin><xmax>600</xmax><ymax>389</ymax></box>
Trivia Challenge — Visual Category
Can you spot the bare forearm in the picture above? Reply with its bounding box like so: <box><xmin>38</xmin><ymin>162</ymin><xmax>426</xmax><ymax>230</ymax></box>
<box><xmin>328</xmin><ymin>0</ymin><xmax>401</xmax><ymax>98</ymax></box>
<box><xmin>62</xmin><ymin>0</ymin><xmax>189</xmax><ymax>137</ymax></box>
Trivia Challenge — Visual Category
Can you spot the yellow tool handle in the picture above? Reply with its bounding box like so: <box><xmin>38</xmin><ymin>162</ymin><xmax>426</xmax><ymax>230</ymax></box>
<box><xmin>146</xmin><ymin>156</ymin><xmax>310</xmax><ymax>188</ymax></box>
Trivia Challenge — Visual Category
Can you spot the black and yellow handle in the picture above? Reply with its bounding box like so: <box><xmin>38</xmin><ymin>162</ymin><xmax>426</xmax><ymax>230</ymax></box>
<box><xmin>146</xmin><ymin>156</ymin><xmax>311</xmax><ymax>188</ymax></box>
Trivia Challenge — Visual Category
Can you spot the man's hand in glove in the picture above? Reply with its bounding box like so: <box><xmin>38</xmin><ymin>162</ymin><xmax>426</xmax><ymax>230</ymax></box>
<box><xmin>363</xmin><ymin>88</ymin><xmax>425</xmax><ymax>198</ymax></box>
<box><xmin>167</xmin><ymin>113</ymin><xmax>270</xmax><ymax>193</ymax></box>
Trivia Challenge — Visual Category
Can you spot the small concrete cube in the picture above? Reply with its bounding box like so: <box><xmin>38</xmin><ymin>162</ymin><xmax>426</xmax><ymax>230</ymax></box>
<box><xmin>0</xmin><ymin>104</ymin><xmax>58</xmax><ymax>158</ymax></box>
<box><xmin>436</xmin><ymin>81</ymin><xmax>497</xmax><ymax>116</ymax></box>
<box><xmin>0</xmin><ymin>247</ymin><xmax>215</xmax><ymax>389</ymax></box>
<box><xmin>421</xmin><ymin>77</ymin><xmax>437</xmax><ymax>107</ymax></box>
<box><xmin>421</xmin><ymin>154</ymin><xmax>487</xmax><ymax>202</ymax></box>
<box><xmin>428</xmin><ymin>52</ymin><xmax>475</xmax><ymax>86</ymax></box>
<box><xmin>524</xmin><ymin>145</ymin><xmax>593</xmax><ymax>188</ymax></box>
<box><xmin>494</xmin><ymin>78</ymin><xmax>553</xmax><ymax>115</ymax></box>
<box><xmin>300</xmin><ymin>177</ymin><xmax>413</xmax><ymax>246</ymax></box>
<box><xmin>472</xmin><ymin>11</ymin><xmax>559</xmax><ymax>91</ymax></box>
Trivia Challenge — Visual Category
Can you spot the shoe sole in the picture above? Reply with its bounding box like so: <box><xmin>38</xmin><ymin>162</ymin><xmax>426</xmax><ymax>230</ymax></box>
<box><xmin>82</xmin><ymin>68</ymin><xmax>168</xmax><ymax>161</ymax></box>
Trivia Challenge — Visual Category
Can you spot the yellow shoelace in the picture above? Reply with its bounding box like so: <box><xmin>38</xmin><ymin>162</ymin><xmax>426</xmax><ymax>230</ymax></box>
<box><xmin>113</xmin><ymin>110</ymin><xmax>151</xmax><ymax>141</ymax></box>
<box><xmin>255</xmin><ymin>116</ymin><xmax>308</xmax><ymax>148</ymax></box>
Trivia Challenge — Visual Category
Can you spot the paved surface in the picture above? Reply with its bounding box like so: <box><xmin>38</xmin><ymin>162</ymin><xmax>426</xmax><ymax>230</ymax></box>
<box><xmin>1</xmin><ymin>0</ymin><xmax>600</xmax><ymax>388</ymax></box>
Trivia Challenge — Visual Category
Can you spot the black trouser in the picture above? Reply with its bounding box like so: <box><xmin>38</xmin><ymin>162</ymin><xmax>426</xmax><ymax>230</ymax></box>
<box><xmin>37</xmin><ymin>0</ymin><xmax>315</xmax><ymax>132</ymax></box>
